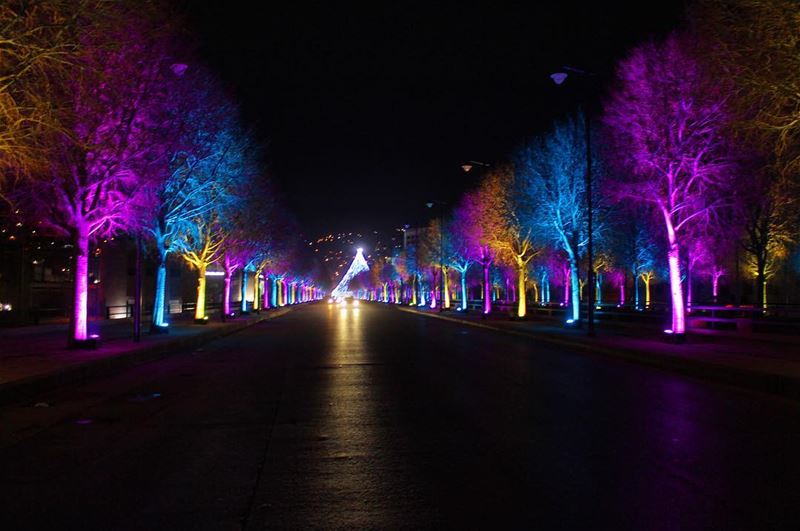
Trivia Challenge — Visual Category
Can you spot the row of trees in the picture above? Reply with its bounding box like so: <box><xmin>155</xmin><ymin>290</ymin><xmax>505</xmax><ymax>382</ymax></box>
<box><xmin>355</xmin><ymin>0</ymin><xmax>800</xmax><ymax>337</ymax></box>
<box><xmin>0</xmin><ymin>1</ymin><xmax>322</xmax><ymax>345</ymax></box>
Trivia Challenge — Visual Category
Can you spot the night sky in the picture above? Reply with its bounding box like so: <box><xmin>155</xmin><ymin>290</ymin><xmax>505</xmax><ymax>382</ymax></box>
<box><xmin>185</xmin><ymin>2</ymin><xmax>686</xmax><ymax>237</ymax></box>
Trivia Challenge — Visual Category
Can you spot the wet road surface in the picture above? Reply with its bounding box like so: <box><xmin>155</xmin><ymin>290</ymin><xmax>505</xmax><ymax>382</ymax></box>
<box><xmin>1</xmin><ymin>303</ymin><xmax>799</xmax><ymax>529</ymax></box>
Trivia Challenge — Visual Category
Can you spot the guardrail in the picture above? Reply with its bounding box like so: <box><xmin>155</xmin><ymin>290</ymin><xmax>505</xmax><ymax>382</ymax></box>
<box><xmin>106</xmin><ymin>301</ymin><xmax>225</xmax><ymax>320</ymax></box>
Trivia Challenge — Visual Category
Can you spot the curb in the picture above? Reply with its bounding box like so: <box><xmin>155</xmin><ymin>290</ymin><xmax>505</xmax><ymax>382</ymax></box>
<box><xmin>396</xmin><ymin>306</ymin><xmax>800</xmax><ymax>401</ymax></box>
<box><xmin>0</xmin><ymin>306</ymin><xmax>297</xmax><ymax>405</ymax></box>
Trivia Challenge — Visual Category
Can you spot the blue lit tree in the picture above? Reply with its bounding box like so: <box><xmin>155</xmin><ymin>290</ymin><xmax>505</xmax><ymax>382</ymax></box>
<box><xmin>515</xmin><ymin>113</ymin><xmax>601</xmax><ymax>323</ymax></box>
<box><xmin>144</xmin><ymin>67</ymin><xmax>244</xmax><ymax>328</ymax></box>
<box><xmin>445</xmin><ymin>205</ymin><xmax>476</xmax><ymax>311</ymax></box>
<box><xmin>174</xmin><ymin>123</ymin><xmax>257</xmax><ymax>321</ymax></box>
<box><xmin>16</xmin><ymin>5</ymin><xmax>183</xmax><ymax>344</ymax></box>
<box><xmin>216</xmin><ymin>150</ymin><xmax>270</xmax><ymax>316</ymax></box>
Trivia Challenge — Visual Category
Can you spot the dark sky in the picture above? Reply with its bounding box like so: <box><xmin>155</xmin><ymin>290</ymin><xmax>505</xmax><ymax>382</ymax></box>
<box><xmin>185</xmin><ymin>2</ymin><xmax>686</xmax><ymax>236</ymax></box>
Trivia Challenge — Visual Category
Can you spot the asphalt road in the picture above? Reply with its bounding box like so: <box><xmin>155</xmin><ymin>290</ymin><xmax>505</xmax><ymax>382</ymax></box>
<box><xmin>1</xmin><ymin>303</ymin><xmax>799</xmax><ymax>530</ymax></box>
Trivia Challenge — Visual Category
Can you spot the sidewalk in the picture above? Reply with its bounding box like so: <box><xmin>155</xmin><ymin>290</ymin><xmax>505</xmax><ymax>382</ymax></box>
<box><xmin>0</xmin><ymin>307</ymin><xmax>297</xmax><ymax>404</ymax></box>
<box><xmin>397</xmin><ymin>305</ymin><xmax>800</xmax><ymax>400</ymax></box>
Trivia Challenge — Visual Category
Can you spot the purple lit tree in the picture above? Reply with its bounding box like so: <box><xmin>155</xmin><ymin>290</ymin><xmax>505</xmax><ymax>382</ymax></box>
<box><xmin>697</xmin><ymin>228</ymin><xmax>735</xmax><ymax>303</ymax></box>
<box><xmin>218</xmin><ymin>167</ymin><xmax>273</xmax><ymax>316</ymax></box>
<box><xmin>455</xmin><ymin>174</ymin><xmax>506</xmax><ymax>315</ymax></box>
<box><xmin>418</xmin><ymin>218</ymin><xmax>444</xmax><ymax>308</ymax></box>
<box><xmin>19</xmin><ymin>7</ymin><xmax>182</xmax><ymax>344</ymax></box>
<box><xmin>604</xmin><ymin>32</ymin><xmax>736</xmax><ymax>337</ymax></box>
<box><xmin>607</xmin><ymin>268</ymin><xmax>626</xmax><ymax>306</ymax></box>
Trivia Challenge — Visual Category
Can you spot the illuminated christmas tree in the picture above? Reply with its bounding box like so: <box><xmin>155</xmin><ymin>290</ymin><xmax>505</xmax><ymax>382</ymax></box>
<box><xmin>331</xmin><ymin>248</ymin><xmax>369</xmax><ymax>299</ymax></box>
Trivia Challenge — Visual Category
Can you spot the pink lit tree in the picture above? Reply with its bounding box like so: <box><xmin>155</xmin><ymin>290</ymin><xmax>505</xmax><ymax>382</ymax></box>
<box><xmin>418</xmin><ymin>218</ymin><xmax>444</xmax><ymax>308</ymax></box>
<box><xmin>454</xmin><ymin>173</ymin><xmax>506</xmax><ymax>314</ymax></box>
<box><xmin>604</xmin><ymin>32</ymin><xmax>737</xmax><ymax>337</ymax></box>
<box><xmin>697</xmin><ymin>228</ymin><xmax>735</xmax><ymax>303</ymax></box>
<box><xmin>20</xmin><ymin>7</ymin><xmax>182</xmax><ymax>345</ymax></box>
<box><xmin>607</xmin><ymin>269</ymin><xmax>626</xmax><ymax>306</ymax></box>
<box><xmin>221</xmin><ymin>176</ymin><xmax>279</xmax><ymax>315</ymax></box>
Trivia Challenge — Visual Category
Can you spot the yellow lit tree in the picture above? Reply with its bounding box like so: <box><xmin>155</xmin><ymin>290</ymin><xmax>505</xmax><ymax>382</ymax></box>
<box><xmin>177</xmin><ymin>216</ymin><xmax>226</xmax><ymax>321</ymax></box>
<box><xmin>701</xmin><ymin>0</ymin><xmax>800</xmax><ymax>308</ymax></box>
<box><xmin>483</xmin><ymin>166</ymin><xmax>541</xmax><ymax>318</ymax></box>
<box><xmin>0</xmin><ymin>1</ymin><xmax>105</xmax><ymax>181</ymax></box>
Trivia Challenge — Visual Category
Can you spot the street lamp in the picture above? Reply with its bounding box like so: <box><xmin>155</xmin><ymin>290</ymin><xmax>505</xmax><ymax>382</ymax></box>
<box><xmin>460</xmin><ymin>160</ymin><xmax>490</xmax><ymax>173</ymax></box>
<box><xmin>425</xmin><ymin>200</ymin><xmax>446</xmax><ymax>312</ymax></box>
<box><xmin>551</xmin><ymin>66</ymin><xmax>595</xmax><ymax>337</ymax></box>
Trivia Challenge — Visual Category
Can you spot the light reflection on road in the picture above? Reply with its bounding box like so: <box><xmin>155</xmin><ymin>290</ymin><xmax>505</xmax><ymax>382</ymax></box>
<box><xmin>312</xmin><ymin>304</ymin><xmax>391</xmax><ymax>527</ymax></box>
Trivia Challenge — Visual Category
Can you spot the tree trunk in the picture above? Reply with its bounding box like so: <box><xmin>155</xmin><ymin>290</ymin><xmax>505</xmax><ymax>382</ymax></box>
<box><xmin>667</xmin><ymin>241</ymin><xmax>685</xmax><ymax>334</ymax></box>
<box><xmin>460</xmin><ymin>270</ymin><xmax>467</xmax><ymax>310</ymax></box>
<box><xmin>152</xmin><ymin>255</ymin><xmax>168</xmax><ymax>327</ymax></box>
<box><xmin>430</xmin><ymin>268</ymin><xmax>437</xmax><ymax>308</ymax></box>
<box><xmin>483</xmin><ymin>261</ymin><xmax>491</xmax><ymax>314</ymax></box>
<box><xmin>757</xmin><ymin>255</ymin><xmax>766</xmax><ymax>310</ymax></box>
<box><xmin>687</xmin><ymin>263</ymin><xmax>693</xmax><ymax>313</ymax></box>
<box><xmin>443</xmin><ymin>267</ymin><xmax>450</xmax><ymax>309</ymax></box>
<box><xmin>241</xmin><ymin>270</ymin><xmax>248</xmax><ymax>312</ymax></box>
<box><xmin>253</xmin><ymin>273</ymin><xmax>261</xmax><ymax>311</ymax></box>
<box><xmin>195</xmin><ymin>264</ymin><xmax>207</xmax><ymax>320</ymax></box>
<box><xmin>71</xmin><ymin>226</ymin><xmax>90</xmax><ymax>342</ymax></box>
<box><xmin>595</xmin><ymin>273</ymin><xmax>602</xmax><ymax>305</ymax></box>
<box><xmin>568</xmin><ymin>258</ymin><xmax>580</xmax><ymax>322</ymax></box>
<box><xmin>712</xmin><ymin>271</ymin><xmax>719</xmax><ymax>302</ymax></box>
<box><xmin>517</xmin><ymin>263</ymin><xmax>526</xmax><ymax>318</ymax></box>
<box><xmin>223</xmin><ymin>271</ymin><xmax>232</xmax><ymax>316</ymax></box>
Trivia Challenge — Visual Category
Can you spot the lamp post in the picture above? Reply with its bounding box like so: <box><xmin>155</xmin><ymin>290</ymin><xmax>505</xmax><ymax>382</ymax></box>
<box><xmin>133</xmin><ymin>236</ymin><xmax>142</xmax><ymax>342</ymax></box>
<box><xmin>426</xmin><ymin>200</ymin><xmax>446</xmax><ymax>312</ymax></box>
<box><xmin>551</xmin><ymin>67</ymin><xmax>595</xmax><ymax>336</ymax></box>
<box><xmin>460</xmin><ymin>160</ymin><xmax>490</xmax><ymax>173</ymax></box>
<box><xmin>460</xmin><ymin>161</ymin><xmax>491</xmax><ymax>315</ymax></box>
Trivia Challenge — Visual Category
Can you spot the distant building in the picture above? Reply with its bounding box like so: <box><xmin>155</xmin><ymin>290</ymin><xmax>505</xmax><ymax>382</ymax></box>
<box><xmin>0</xmin><ymin>208</ymin><xmax>216</xmax><ymax>325</ymax></box>
<box><xmin>402</xmin><ymin>226</ymin><xmax>421</xmax><ymax>249</ymax></box>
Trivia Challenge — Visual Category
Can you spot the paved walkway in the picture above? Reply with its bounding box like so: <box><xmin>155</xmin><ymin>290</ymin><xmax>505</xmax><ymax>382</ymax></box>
<box><xmin>0</xmin><ymin>307</ymin><xmax>296</xmax><ymax>402</ymax></box>
<box><xmin>398</xmin><ymin>304</ymin><xmax>800</xmax><ymax>399</ymax></box>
